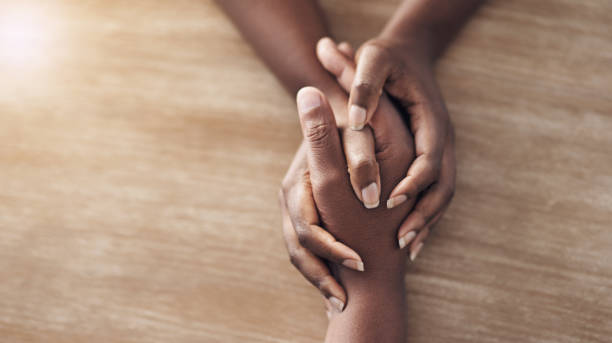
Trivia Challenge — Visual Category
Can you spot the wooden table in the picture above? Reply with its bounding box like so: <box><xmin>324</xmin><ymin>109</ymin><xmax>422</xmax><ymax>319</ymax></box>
<box><xmin>1</xmin><ymin>1</ymin><xmax>611</xmax><ymax>342</ymax></box>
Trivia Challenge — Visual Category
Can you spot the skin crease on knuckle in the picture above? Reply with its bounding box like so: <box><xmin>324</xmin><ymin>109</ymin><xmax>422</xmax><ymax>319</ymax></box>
<box><xmin>295</xmin><ymin>225</ymin><xmax>312</xmax><ymax>248</ymax></box>
<box><xmin>305</xmin><ymin>121</ymin><xmax>333</xmax><ymax>147</ymax></box>
<box><xmin>353</xmin><ymin>81</ymin><xmax>377</xmax><ymax>99</ymax></box>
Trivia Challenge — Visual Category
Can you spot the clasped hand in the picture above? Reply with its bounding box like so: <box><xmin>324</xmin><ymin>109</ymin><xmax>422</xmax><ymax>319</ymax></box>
<box><xmin>279</xmin><ymin>38</ymin><xmax>456</xmax><ymax>314</ymax></box>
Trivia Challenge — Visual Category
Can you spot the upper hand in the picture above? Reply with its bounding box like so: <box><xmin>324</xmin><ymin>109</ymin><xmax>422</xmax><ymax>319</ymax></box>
<box><xmin>347</xmin><ymin>36</ymin><xmax>456</xmax><ymax>257</ymax></box>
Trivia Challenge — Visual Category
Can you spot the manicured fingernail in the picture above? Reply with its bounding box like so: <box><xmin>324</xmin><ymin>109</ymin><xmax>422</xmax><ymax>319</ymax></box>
<box><xmin>342</xmin><ymin>259</ymin><xmax>365</xmax><ymax>272</ymax></box>
<box><xmin>297</xmin><ymin>88</ymin><xmax>321</xmax><ymax>113</ymax></box>
<box><xmin>349</xmin><ymin>105</ymin><xmax>366</xmax><ymax>130</ymax></box>
<box><xmin>387</xmin><ymin>194</ymin><xmax>407</xmax><ymax>209</ymax></box>
<box><xmin>398</xmin><ymin>231</ymin><xmax>416</xmax><ymax>249</ymax></box>
<box><xmin>410</xmin><ymin>242</ymin><xmax>424</xmax><ymax>261</ymax></box>
<box><xmin>329</xmin><ymin>296</ymin><xmax>345</xmax><ymax>313</ymax></box>
<box><xmin>361</xmin><ymin>182</ymin><xmax>380</xmax><ymax>209</ymax></box>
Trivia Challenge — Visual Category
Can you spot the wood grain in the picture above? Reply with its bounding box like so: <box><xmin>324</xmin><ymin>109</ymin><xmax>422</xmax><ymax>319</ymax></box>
<box><xmin>0</xmin><ymin>1</ymin><xmax>610</xmax><ymax>342</ymax></box>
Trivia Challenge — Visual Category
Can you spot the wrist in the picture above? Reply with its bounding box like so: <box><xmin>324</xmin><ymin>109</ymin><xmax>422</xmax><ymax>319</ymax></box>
<box><xmin>326</xmin><ymin>262</ymin><xmax>406</xmax><ymax>343</ymax></box>
<box><xmin>379</xmin><ymin>27</ymin><xmax>436</xmax><ymax>64</ymax></box>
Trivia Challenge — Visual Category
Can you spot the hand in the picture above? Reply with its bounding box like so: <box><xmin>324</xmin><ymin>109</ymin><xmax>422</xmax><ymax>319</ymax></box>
<box><xmin>279</xmin><ymin>142</ymin><xmax>362</xmax><ymax>314</ymax></box>
<box><xmin>279</xmin><ymin>39</ymin><xmax>417</xmax><ymax>314</ymax></box>
<box><xmin>347</xmin><ymin>36</ymin><xmax>456</xmax><ymax>257</ymax></box>
<box><xmin>296</xmin><ymin>86</ymin><xmax>414</xmax><ymax>342</ymax></box>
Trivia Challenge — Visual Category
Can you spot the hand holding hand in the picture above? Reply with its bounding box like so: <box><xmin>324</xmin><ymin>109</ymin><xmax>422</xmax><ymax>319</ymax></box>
<box><xmin>279</xmin><ymin>39</ymin><xmax>418</xmax><ymax>313</ymax></box>
<box><xmin>295</xmin><ymin>86</ymin><xmax>414</xmax><ymax>342</ymax></box>
<box><xmin>348</xmin><ymin>36</ymin><xmax>456</xmax><ymax>255</ymax></box>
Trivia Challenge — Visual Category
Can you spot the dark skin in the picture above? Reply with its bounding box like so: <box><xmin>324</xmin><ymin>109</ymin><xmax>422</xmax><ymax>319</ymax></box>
<box><xmin>217</xmin><ymin>0</ymin><xmax>483</xmax><ymax>340</ymax></box>
<box><xmin>294</xmin><ymin>83</ymin><xmax>415</xmax><ymax>342</ymax></box>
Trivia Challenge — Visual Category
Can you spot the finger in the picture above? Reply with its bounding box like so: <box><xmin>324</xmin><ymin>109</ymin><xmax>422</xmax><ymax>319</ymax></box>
<box><xmin>317</xmin><ymin>37</ymin><xmax>355</xmax><ymax>91</ymax></box>
<box><xmin>387</xmin><ymin>153</ymin><xmax>441</xmax><ymax>205</ymax></box>
<box><xmin>296</xmin><ymin>87</ymin><xmax>346</xmax><ymax>190</ymax></box>
<box><xmin>409</xmin><ymin>227</ymin><xmax>429</xmax><ymax>261</ymax></box>
<box><xmin>387</xmin><ymin>84</ymin><xmax>448</xmax><ymax>206</ymax></box>
<box><xmin>397</xmin><ymin>133</ymin><xmax>456</xmax><ymax>248</ymax></box>
<box><xmin>286</xmin><ymin>177</ymin><xmax>365</xmax><ymax>270</ymax></box>
<box><xmin>279</xmin><ymin>190</ymin><xmax>346</xmax><ymax>312</ymax></box>
<box><xmin>341</xmin><ymin>127</ymin><xmax>381</xmax><ymax>209</ymax></box>
<box><xmin>317</xmin><ymin>38</ymin><xmax>413</xmax><ymax>161</ymax></box>
<box><xmin>296</xmin><ymin>223</ymin><xmax>365</xmax><ymax>272</ymax></box>
<box><xmin>316</xmin><ymin>38</ymin><xmax>382</xmax><ymax>208</ymax></box>
<box><xmin>348</xmin><ymin>41</ymin><xmax>393</xmax><ymax>130</ymax></box>
<box><xmin>396</xmin><ymin>181</ymin><xmax>452</xmax><ymax>247</ymax></box>
<box><xmin>337</xmin><ymin>41</ymin><xmax>354</xmax><ymax>59</ymax></box>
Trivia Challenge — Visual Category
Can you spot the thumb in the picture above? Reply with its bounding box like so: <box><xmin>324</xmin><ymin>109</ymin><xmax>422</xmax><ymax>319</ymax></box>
<box><xmin>348</xmin><ymin>43</ymin><xmax>392</xmax><ymax>131</ymax></box>
<box><xmin>296</xmin><ymin>87</ymin><xmax>347</xmax><ymax>195</ymax></box>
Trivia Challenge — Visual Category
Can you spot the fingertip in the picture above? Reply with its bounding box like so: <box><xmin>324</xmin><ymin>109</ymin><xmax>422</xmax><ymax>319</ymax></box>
<box><xmin>342</xmin><ymin>259</ymin><xmax>365</xmax><ymax>272</ymax></box>
<box><xmin>337</xmin><ymin>41</ymin><xmax>355</xmax><ymax>58</ymax></box>
<box><xmin>409</xmin><ymin>228</ymin><xmax>429</xmax><ymax>261</ymax></box>
<box><xmin>317</xmin><ymin>36</ymin><xmax>336</xmax><ymax>51</ymax></box>
<box><xmin>398</xmin><ymin>212</ymin><xmax>426</xmax><ymax>240</ymax></box>
<box><xmin>398</xmin><ymin>230</ymin><xmax>416</xmax><ymax>249</ymax></box>
<box><xmin>361</xmin><ymin>181</ymin><xmax>380</xmax><ymax>209</ymax></box>
<box><xmin>296</xmin><ymin>86</ymin><xmax>323</xmax><ymax>115</ymax></box>
<box><xmin>410</xmin><ymin>242</ymin><xmax>424</xmax><ymax>261</ymax></box>
<box><xmin>328</xmin><ymin>296</ymin><xmax>345</xmax><ymax>313</ymax></box>
<box><xmin>387</xmin><ymin>194</ymin><xmax>407</xmax><ymax>209</ymax></box>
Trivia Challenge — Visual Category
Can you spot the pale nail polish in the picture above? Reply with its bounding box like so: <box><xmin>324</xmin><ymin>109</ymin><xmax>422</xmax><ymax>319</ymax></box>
<box><xmin>387</xmin><ymin>194</ymin><xmax>407</xmax><ymax>209</ymax></box>
<box><xmin>361</xmin><ymin>182</ymin><xmax>380</xmax><ymax>209</ymax></box>
<box><xmin>398</xmin><ymin>231</ymin><xmax>416</xmax><ymax>249</ymax></box>
<box><xmin>342</xmin><ymin>259</ymin><xmax>365</xmax><ymax>272</ymax></box>
<box><xmin>410</xmin><ymin>242</ymin><xmax>424</xmax><ymax>261</ymax></box>
<box><xmin>329</xmin><ymin>296</ymin><xmax>345</xmax><ymax>313</ymax></box>
<box><xmin>297</xmin><ymin>88</ymin><xmax>321</xmax><ymax>113</ymax></box>
<box><xmin>349</xmin><ymin>105</ymin><xmax>366</xmax><ymax>130</ymax></box>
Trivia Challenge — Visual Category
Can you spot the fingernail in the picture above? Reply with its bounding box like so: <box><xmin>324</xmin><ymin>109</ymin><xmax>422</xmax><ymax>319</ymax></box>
<box><xmin>297</xmin><ymin>88</ymin><xmax>321</xmax><ymax>113</ymax></box>
<box><xmin>329</xmin><ymin>296</ymin><xmax>345</xmax><ymax>313</ymax></box>
<box><xmin>398</xmin><ymin>231</ymin><xmax>416</xmax><ymax>249</ymax></box>
<box><xmin>326</xmin><ymin>310</ymin><xmax>332</xmax><ymax>320</ymax></box>
<box><xmin>342</xmin><ymin>259</ymin><xmax>365</xmax><ymax>272</ymax></box>
<box><xmin>361</xmin><ymin>182</ymin><xmax>380</xmax><ymax>209</ymax></box>
<box><xmin>349</xmin><ymin>105</ymin><xmax>366</xmax><ymax>130</ymax></box>
<box><xmin>410</xmin><ymin>242</ymin><xmax>424</xmax><ymax>261</ymax></box>
<box><xmin>387</xmin><ymin>194</ymin><xmax>407</xmax><ymax>209</ymax></box>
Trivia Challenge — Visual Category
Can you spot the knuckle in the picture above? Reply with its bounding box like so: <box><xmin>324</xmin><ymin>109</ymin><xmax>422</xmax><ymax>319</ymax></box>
<box><xmin>426</xmin><ymin>158</ymin><xmax>442</xmax><ymax>179</ymax></box>
<box><xmin>362</xmin><ymin>40</ymin><xmax>389</xmax><ymax>59</ymax></box>
<box><xmin>295</xmin><ymin>226</ymin><xmax>311</xmax><ymax>247</ymax></box>
<box><xmin>349</xmin><ymin>156</ymin><xmax>377</xmax><ymax>174</ymax></box>
<box><xmin>305</xmin><ymin>122</ymin><xmax>332</xmax><ymax>146</ymax></box>
<box><xmin>412</xmin><ymin>207</ymin><xmax>429</xmax><ymax>227</ymax></box>
<box><xmin>314</xmin><ymin>274</ymin><xmax>335</xmax><ymax>291</ymax></box>
<box><xmin>354</xmin><ymin>81</ymin><xmax>376</xmax><ymax>97</ymax></box>
<box><xmin>288</xmin><ymin>249</ymin><xmax>302</xmax><ymax>268</ymax></box>
<box><xmin>280</xmin><ymin>180</ymin><xmax>294</xmax><ymax>202</ymax></box>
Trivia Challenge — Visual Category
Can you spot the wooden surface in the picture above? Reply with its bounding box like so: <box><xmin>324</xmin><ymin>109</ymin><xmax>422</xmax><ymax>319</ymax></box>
<box><xmin>1</xmin><ymin>1</ymin><xmax>611</xmax><ymax>342</ymax></box>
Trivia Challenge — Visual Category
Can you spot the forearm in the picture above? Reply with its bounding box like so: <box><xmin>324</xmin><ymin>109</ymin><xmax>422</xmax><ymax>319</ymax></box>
<box><xmin>215</xmin><ymin>0</ymin><xmax>342</xmax><ymax>98</ymax></box>
<box><xmin>381</xmin><ymin>0</ymin><xmax>484</xmax><ymax>61</ymax></box>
